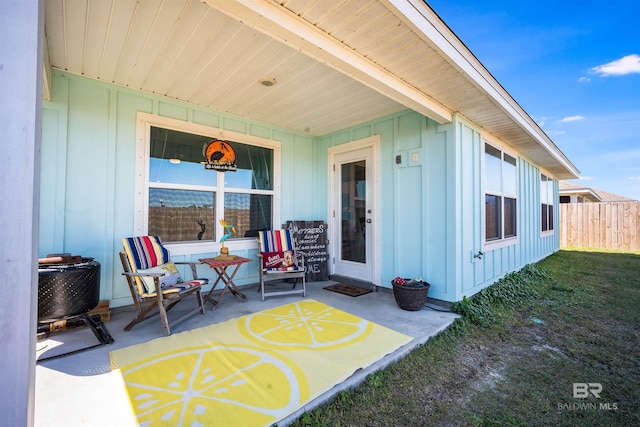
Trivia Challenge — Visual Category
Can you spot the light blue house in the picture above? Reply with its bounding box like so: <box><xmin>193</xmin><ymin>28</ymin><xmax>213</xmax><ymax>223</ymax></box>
<box><xmin>2</xmin><ymin>1</ymin><xmax>580</xmax><ymax>423</ymax></box>
<box><xmin>38</xmin><ymin>0</ymin><xmax>579</xmax><ymax>307</ymax></box>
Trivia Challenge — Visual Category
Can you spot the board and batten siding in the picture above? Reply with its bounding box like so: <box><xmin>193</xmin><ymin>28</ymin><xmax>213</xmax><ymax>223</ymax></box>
<box><xmin>453</xmin><ymin>116</ymin><xmax>559</xmax><ymax>301</ymax></box>
<box><xmin>316</xmin><ymin>113</ymin><xmax>560</xmax><ymax>303</ymax></box>
<box><xmin>40</xmin><ymin>72</ymin><xmax>562</xmax><ymax>306</ymax></box>
<box><xmin>317</xmin><ymin>111</ymin><xmax>454</xmax><ymax>299</ymax></box>
<box><xmin>41</xmin><ymin>71</ymin><xmax>315</xmax><ymax>307</ymax></box>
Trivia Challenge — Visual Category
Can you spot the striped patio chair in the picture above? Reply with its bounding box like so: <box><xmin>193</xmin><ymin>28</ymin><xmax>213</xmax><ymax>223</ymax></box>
<box><xmin>256</xmin><ymin>229</ymin><xmax>306</xmax><ymax>301</ymax></box>
<box><xmin>120</xmin><ymin>236</ymin><xmax>206</xmax><ymax>335</ymax></box>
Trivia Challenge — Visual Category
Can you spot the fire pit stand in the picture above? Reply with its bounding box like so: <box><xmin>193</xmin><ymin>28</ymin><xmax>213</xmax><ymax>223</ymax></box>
<box><xmin>37</xmin><ymin>255</ymin><xmax>114</xmax><ymax>361</ymax></box>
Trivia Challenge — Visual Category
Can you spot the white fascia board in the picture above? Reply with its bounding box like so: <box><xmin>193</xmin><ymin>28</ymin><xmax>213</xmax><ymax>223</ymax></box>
<box><xmin>203</xmin><ymin>0</ymin><xmax>452</xmax><ymax>124</ymax></box>
<box><xmin>559</xmin><ymin>188</ymin><xmax>602</xmax><ymax>202</ymax></box>
<box><xmin>383</xmin><ymin>0</ymin><xmax>580</xmax><ymax>178</ymax></box>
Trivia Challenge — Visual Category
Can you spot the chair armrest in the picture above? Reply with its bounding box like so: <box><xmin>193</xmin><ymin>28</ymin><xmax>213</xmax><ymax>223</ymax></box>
<box><xmin>172</xmin><ymin>261</ymin><xmax>201</xmax><ymax>279</ymax></box>
<box><xmin>122</xmin><ymin>271</ymin><xmax>164</xmax><ymax>277</ymax></box>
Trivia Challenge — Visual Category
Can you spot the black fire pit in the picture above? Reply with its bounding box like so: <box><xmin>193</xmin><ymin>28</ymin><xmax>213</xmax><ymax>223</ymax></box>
<box><xmin>38</xmin><ymin>257</ymin><xmax>101</xmax><ymax>321</ymax></box>
<box><xmin>37</xmin><ymin>255</ymin><xmax>114</xmax><ymax>361</ymax></box>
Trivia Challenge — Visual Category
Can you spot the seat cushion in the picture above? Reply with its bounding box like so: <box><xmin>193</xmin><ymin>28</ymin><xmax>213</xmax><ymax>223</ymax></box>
<box><xmin>265</xmin><ymin>265</ymin><xmax>304</xmax><ymax>273</ymax></box>
<box><xmin>142</xmin><ymin>279</ymin><xmax>207</xmax><ymax>297</ymax></box>
<box><xmin>138</xmin><ymin>262</ymin><xmax>182</xmax><ymax>293</ymax></box>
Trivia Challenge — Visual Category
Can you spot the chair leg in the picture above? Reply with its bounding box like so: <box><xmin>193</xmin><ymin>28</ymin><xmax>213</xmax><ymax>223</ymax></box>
<box><xmin>164</xmin><ymin>290</ymin><xmax>206</xmax><ymax>333</ymax></box>
<box><xmin>196</xmin><ymin>288</ymin><xmax>205</xmax><ymax>314</ymax></box>
<box><xmin>126</xmin><ymin>289</ymin><xmax>205</xmax><ymax>336</ymax></box>
<box><xmin>157</xmin><ymin>295</ymin><xmax>171</xmax><ymax>336</ymax></box>
<box><xmin>124</xmin><ymin>302</ymin><xmax>157</xmax><ymax>331</ymax></box>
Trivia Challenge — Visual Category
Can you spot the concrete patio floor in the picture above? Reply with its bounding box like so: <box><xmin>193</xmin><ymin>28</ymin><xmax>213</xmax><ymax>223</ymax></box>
<box><xmin>35</xmin><ymin>280</ymin><xmax>457</xmax><ymax>427</ymax></box>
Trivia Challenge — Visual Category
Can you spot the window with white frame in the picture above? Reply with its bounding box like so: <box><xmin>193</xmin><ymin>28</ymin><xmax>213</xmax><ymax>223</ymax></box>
<box><xmin>484</xmin><ymin>143</ymin><xmax>517</xmax><ymax>243</ymax></box>
<box><xmin>146</xmin><ymin>125</ymin><xmax>275</xmax><ymax>244</ymax></box>
<box><xmin>541</xmin><ymin>174</ymin><xmax>554</xmax><ymax>232</ymax></box>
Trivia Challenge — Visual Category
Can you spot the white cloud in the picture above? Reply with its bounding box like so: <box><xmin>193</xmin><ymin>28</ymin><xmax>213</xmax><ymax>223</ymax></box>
<box><xmin>559</xmin><ymin>115</ymin><xmax>585</xmax><ymax>123</ymax></box>
<box><xmin>533</xmin><ymin>115</ymin><xmax>548</xmax><ymax>127</ymax></box>
<box><xmin>591</xmin><ymin>54</ymin><xmax>640</xmax><ymax>76</ymax></box>
<box><xmin>578</xmin><ymin>76</ymin><xmax>591</xmax><ymax>83</ymax></box>
<box><xmin>629</xmin><ymin>176</ymin><xmax>640</xmax><ymax>181</ymax></box>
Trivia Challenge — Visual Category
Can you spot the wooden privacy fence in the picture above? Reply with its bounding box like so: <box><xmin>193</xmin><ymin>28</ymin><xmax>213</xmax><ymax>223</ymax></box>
<box><xmin>560</xmin><ymin>202</ymin><xmax>640</xmax><ymax>250</ymax></box>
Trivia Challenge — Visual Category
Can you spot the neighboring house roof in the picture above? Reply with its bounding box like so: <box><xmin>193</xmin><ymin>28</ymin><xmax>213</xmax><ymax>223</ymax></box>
<box><xmin>43</xmin><ymin>0</ymin><xmax>579</xmax><ymax>179</ymax></box>
<box><xmin>559</xmin><ymin>181</ymin><xmax>636</xmax><ymax>202</ymax></box>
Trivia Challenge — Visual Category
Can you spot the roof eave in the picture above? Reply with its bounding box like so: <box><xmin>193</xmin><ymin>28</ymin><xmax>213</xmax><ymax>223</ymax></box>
<box><xmin>382</xmin><ymin>0</ymin><xmax>580</xmax><ymax>179</ymax></box>
<box><xmin>559</xmin><ymin>189</ymin><xmax>602</xmax><ymax>202</ymax></box>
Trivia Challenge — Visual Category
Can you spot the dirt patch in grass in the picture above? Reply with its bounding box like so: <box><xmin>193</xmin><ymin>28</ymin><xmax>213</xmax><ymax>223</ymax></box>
<box><xmin>289</xmin><ymin>250</ymin><xmax>640</xmax><ymax>427</ymax></box>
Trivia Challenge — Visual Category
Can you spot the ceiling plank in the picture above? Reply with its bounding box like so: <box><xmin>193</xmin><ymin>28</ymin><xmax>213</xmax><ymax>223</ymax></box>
<box><xmin>202</xmin><ymin>0</ymin><xmax>453</xmax><ymax>124</ymax></box>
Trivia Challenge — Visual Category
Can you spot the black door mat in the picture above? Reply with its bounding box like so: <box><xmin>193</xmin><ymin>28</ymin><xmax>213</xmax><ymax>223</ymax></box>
<box><xmin>323</xmin><ymin>283</ymin><xmax>373</xmax><ymax>297</ymax></box>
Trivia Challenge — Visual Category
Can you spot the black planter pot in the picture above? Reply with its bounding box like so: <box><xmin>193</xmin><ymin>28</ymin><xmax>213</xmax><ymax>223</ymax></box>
<box><xmin>391</xmin><ymin>279</ymin><xmax>430</xmax><ymax>311</ymax></box>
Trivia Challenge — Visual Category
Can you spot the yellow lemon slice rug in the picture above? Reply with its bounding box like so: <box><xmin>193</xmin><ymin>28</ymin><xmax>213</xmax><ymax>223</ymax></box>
<box><xmin>110</xmin><ymin>299</ymin><xmax>411</xmax><ymax>427</ymax></box>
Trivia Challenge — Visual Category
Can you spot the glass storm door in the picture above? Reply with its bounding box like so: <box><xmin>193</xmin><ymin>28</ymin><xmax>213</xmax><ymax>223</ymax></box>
<box><xmin>333</xmin><ymin>147</ymin><xmax>373</xmax><ymax>282</ymax></box>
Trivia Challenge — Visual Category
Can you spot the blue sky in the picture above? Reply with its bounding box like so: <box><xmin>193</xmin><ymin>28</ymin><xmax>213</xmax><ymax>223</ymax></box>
<box><xmin>427</xmin><ymin>0</ymin><xmax>640</xmax><ymax>200</ymax></box>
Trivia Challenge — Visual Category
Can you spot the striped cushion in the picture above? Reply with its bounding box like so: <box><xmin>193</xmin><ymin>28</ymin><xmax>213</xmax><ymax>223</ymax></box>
<box><xmin>142</xmin><ymin>279</ymin><xmax>206</xmax><ymax>298</ymax></box>
<box><xmin>264</xmin><ymin>265</ymin><xmax>304</xmax><ymax>272</ymax></box>
<box><xmin>258</xmin><ymin>229</ymin><xmax>296</xmax><ymax>252</ymax></box>
<box><xmin>122</xmin><ymin>236</ymin><xmax>169</xmax><ymax>270</ymax></box>
<box><xmin>122</xmin><ymin>236</ymin><xmax>208</xmax><ymax>298</ymax></box>
<box><xmin>122</xmin><ymin>236</ymin><xmax>171</xmax><ymax>296</ymax></box>
<box><xmin>258</xmin><ymin>230</ymin><xmax>302</xmax><ymax>271</ymax></box>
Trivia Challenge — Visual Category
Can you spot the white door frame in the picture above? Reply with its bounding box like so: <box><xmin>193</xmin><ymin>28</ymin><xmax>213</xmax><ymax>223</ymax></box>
<box><xmin>327</xmin><ymin>135</ymin><xmax>381</xmax><ymax>286</ymax></box>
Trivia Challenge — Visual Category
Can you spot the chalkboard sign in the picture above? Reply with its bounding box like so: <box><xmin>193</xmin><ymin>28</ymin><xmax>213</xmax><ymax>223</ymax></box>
<box><xmin>284</xmin><ymin>220</ymin><xmax>329</xmax><ymax>282</ymax></box>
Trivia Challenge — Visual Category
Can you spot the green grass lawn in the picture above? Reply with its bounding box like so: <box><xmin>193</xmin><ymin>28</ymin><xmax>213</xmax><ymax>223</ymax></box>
<box><xmin>288</xmin><ymin>249</ymin><xmax>640</xmax><ymax>427</ymax></box>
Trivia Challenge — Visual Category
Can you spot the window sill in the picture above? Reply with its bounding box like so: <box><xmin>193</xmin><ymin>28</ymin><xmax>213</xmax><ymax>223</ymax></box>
<box><xmin>483</xmin><ymin>236</ymin><xmax>518</xmax><ymax>252</ymax></box>
<box><xmin>540</xmin><ymin>230</ymin><xmax>555</xmax><ymax>238</ymax></box>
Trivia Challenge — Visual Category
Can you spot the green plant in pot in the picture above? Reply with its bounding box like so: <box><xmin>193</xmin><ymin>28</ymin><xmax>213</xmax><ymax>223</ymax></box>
<box><xmin>392</xmin><ymin>276</ymin><xmax>430</xmax><ymax>311</ymax></box>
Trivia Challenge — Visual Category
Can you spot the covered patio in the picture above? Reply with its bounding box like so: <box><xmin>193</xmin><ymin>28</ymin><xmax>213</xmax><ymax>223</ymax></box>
<box><xmin>35</xmin><ymin>281</ymin><xmax>457</xmax><ymax>426</ymax></box>
<box><xmin>2</xmin><ymin>1</ymin><xmax>580</xmax><ymax>425</ymax></box>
